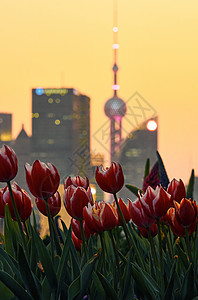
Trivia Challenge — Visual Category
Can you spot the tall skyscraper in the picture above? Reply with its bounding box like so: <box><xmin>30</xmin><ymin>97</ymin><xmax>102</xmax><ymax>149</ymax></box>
<box><xmin>104</xmin><ymin>1</ymin><xmax>126</xmax><ymax>161</ymax></box>
<box><xmin>0</xmin><ymin>113</ymin><xmax>12</xmax><ymax>142</ymax></box>
<box><xmin>32</xmin><ymin>87</ymin><xmax>90</xmax><ymax>180</ymax></box>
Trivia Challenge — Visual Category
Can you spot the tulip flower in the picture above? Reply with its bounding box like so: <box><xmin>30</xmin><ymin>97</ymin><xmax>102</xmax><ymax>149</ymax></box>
<box><xmin>95</xmin><ymin>162</ymin><xmax>124</xmax><ymax>194</ymax></box>
<box><xmin>0</xmin><ymin>189</ymin><xmax>5</xmax><ymax>218</ymax></box>
<box><xmin>72</xmin><ymin>231</ymin><xmax>82</xmax><ymax>251</ymax></box>
<box><xmin>114</xmin><ymin>198</ymin><xmax>130</xmax><ymax>226</ymax></box>
<box><xmin>138</xmin><ymin>223</ymin><xmax>158</xmax><ymax>238</ymax></box>
<box><xmin>140</xmin><ymin>186</ymin><xmax>172</xmax><ymax>219</ymax></box>
<box><xmin>83</xmin><ymin>201</ymin><xmax>118</xmax><ymax>233</ymax></box>
<box><xmin>0</xmin><ymin>145</ymin><xmax>18</xmax><ymax>182</ymax></box>
<box><xmin>142</xmin><ymin>162</ymin><xmax>160</xmax><ymax>192</ymax></box>
<box><xmin>174</xmin><ymin>198</ymin><xmax>197</xmax><ymax>228</ymax></box>
<box><xmin>35</xmin><ymin>191</ymin><xmax>61</xmax><ymax>217</ymax></box>
<box><xmin>168</xmin><ymin>207</ymin><xmax>197</xmax><ymax>236</ymax></box>
<box><xmin>25</xmin><ymin>160</ymin><xmax>60</xmax><ymax>200</ymax></box>
<box><xmin>71</xmin><ymin>218</ymin><xmax>93</xmax><ymax>240</ymax></box>
<box><xmin>64</xmin><ymin>185</ymin><xmax>93</xmax><ymax>220</ymax></box>
<box><xmin>64</xmin><ymin>175</ymin><xmax>89</xmax><ymax>190</ymax></box>
<box><xmin>167</xmin><ymin>179</ymin><xmax>186</xmax><ymax>204</ymax></box>
<box><xmin>129</xmin><ymin>199</ymin><xmax>155</xmax><ymax>228</ymax></box>
<box><xmin>3</xmin><ymin>183</ymin><xmax>32</xmax><ymax>221</ymax></box>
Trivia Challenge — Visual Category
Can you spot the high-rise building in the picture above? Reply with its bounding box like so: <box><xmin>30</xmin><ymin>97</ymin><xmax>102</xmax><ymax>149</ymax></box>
<box><xmin>32</xmin><ymin>87</ymin><xmax>91</xmax><ymax>180</ymax></box>
<box><xmin>0</xmin><ymin>113</ymin><xmax>12</xmax><ymax>142</ymax></box>
<box><xmin>117</xmin><ymin>117</ymin><xmax>158</xmax><ymax>200</ymax></box>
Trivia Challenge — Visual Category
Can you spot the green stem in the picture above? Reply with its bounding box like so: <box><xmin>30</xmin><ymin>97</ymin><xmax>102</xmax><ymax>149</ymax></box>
<box><xmin>7</xmin><ymin>181</ymin><xmax>28</xmax><ymax>257</ymax></box>
<box><xmin>147</xmin><ymin>227</ymin><xmax>158</xmax><ymax>268</ymax></box>
<box><xmin>23</xmin><ymin>221</ymin><xmax>30</xmax><ymax>240</ymax></box>
<box><xmin>185</xmin><ymin>227</ymin><xmax>192</xmax><ymax>262</ymax></box>
<box><xmin>109</xmin><ymin>230</ymin><xmax>121</xmax><ymax>278</ymax></box>
<box><xmin>79</xmin><ymin>219</ymin><xmax>88</xmax><ymax>260</ymax></box>
<box><xmin>99</xmin><ymin>232</ymin><xmax>107</xmax><ymax>274</ymax></box>
<box><xmin>113</xmin><ymin>193</ymin><xmax>131</xmax><ymax>248</ymax></box>
<box><xmin>156</xmin><ymin>219</ymin><xmax>164</xmax><ymax>294</ymax></box>
<box><xmin>128</xmin><ymin>223</ymin><xmax>145</xmax><ymax>269</ymax></box>
<box><xmin>162</xmin><ymin>225</ymin><xmax>173</xmax><ymax>260</ymax></box>
<box><xmin>44</xmin><ymin>198</ymin><xmax>55</xmax><ymax>262</ymax></box>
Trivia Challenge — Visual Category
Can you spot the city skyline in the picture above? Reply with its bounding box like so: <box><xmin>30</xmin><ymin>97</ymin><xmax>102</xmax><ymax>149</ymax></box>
<box><xmin>1</xmin><ymin>0</ymin><xmax>198</xmax><ymax>184</ymax></box>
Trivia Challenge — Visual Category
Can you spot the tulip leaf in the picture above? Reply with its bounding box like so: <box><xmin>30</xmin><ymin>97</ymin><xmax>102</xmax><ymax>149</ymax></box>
<box><xmin>0</xmin><ymin>280</ymin><xmax>15</xmax><ymax>300</ymax></box>
<box><xmin>186</xmin><ymin>169</ymin><xmax>194</xmax><ymax>199</ymax></box>
<box><xmin>92</xmin><ymin>271</ymin><xmax>106</xmax><ymax>299</ymax></box>
<box><xmin>130</xmin><ymin>262</ymin><xmax>160</xmax><ymax>299</ymax></box>
<box><xmin>4</xmin><ymin>204</ymin><xmax>19</xmax><ymax>258</ymax></box>
<box><xmin>96</xmin><ymin>272</ymin><xmax>119</xmax><ymax>300</ymax></box>
<box><xmin>68</xmin><ymin>275</ymin><xmax>80</xmax><ymax>300</ymax></box>
<box><xmin>121</xmin><ymin>249</ymin><xmax>134</xmax><ymax>300</ymax></box>
<box><xmin>156</xmin><ymin>151</ymin><xmax>169</xmax><ymax>189</ymax></box>
<box><xmin>179</xmin><ymin>263</ymin><xmax>195</xmax><ymax>300</ymax></box>
<box><xmin>125</xmin><ymin>184</ymin><xmax>143</xmax><ymax>197</ymax></box>
<box><xmin>144</xmin><ymin>158</ymin><xmax>150</xmax><ymax>180</ymax></box>
<box><xmin>0</xmin><ymin>270</ymin><xmax>34</xmax><ymax>300</ymax></box>
<box><xmin>18</xmin><ymin>244</ymin><xmax>41</xmax><ymax>300</ymax></box>
<box><xmin>31</xmin><ymin>226</ymin><xmax>58</xmax><ymax>291</ymax></box>
<box><xmin>162</xmin><ymin>260</ymin><xmax>176</xmax><ymax>300</ymax></box>
<box><xmin>0</xmin><ymin>248</ymin><xmax>21</xmax><ymax>281</ymax></box>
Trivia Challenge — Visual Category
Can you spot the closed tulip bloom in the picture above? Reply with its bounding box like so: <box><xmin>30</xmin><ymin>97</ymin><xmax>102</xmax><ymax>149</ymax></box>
<box><xmin>138</xmin><ymin>222</ymin><xmax>158</xmax><ymax>238</ymax></box>
<box><xmin>129</xmin><ymin>199</ymin><xmax>155</xmax><ymax>228</ymax></box>
<box><xmin>72</xmin><ymin>231</ymin><xmax>82</xmax><ymax>251</ymax></box>
<box><xmin>36</xmin><ymin>191</ymin><xmax>61</xmax><ymax>217</ymax></box>
<box><xmin>169</xmin><ymin>207</ymin><xmax>197</xmax><ymax>236</ymax></box>
<box><xmin>25</xmin><ymin>160</ymin><xmax>60</xmax><ymax>200</ymax></box>
<box><xmin>0</xmin><ymin>189</ymin><xmax>5</xmax><ymax>218</ymax></box>
<box><xmin>167</xmin><ymin>179</ymin><xmax>186</xmax><ymax>204</ymax></box>
<box><xmin>83</xmin><ymin>201</ymin><xmax>118</xmax><ymax>233</ymax></box>
<box><xmin>3</xmin><ymin>183</ymin><xmax>32</xmax><ymax>221</ymax></box>
<box><xmin>0</xmin><ymin>145</ymin><xmax>18</xmax><ymax>182</ymax></box>
<box><xmin>174</xmin><ymin>198</ymin><xmax>197</xmax><ymax>228</ymax></box>
<box><xmin>140</xmin><ymin>186</ymin><xmax>172</xmax><ymax>219</ymax></box>
<box><xmin>71</xmin><ymin>218</ymin><xmax>93</xmax><ymax>240</ymax></box>
<box><xmin>64</xmin><ymin>176</ymin><xmax>89</xmax><ymax>190</ymax></box>
<box><xmin>95</xmin><ymin>162</ymin><xmax>124</xmax><ymax>194</ymax></box>
<box><xmin>114</xmin><ymin>198</ymin><xmax>130</xmax><ymax>226</ymax></box>
<box><xmin>64</xmin><ymin>185</ymin><xmax>93</xmax><ymax>220</ymax></box>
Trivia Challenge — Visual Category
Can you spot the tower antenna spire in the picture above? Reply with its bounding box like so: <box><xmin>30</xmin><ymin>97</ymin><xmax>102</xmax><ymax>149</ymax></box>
<box><xmin>112</xmin><ymin>0</ymin><xmax>119</xmax><ymax>96</ymax></box>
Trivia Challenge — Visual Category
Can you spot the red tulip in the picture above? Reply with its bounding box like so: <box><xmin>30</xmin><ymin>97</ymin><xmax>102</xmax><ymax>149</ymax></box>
<box><xmin>168</xmin><ymin>207</ymin><xmax>197</xmax><ymax>236</ymax></box>
<box><xmin>138</xmin><ymin>223</ymin><xmax>158</xmax><ymax>238</ymax></box>
<box><xmin>72</xmin><ymin>231</ymin><xmax>82</xmax><ymax>251</ymax></box>
<box><xmin>36</xmin><ymin>191</ymin><xmax>61</xmax><ymax>217</ymax></box>
<box><xmin>114</xmin><ymin>198</ymin><xmax>130</xmax><ymax>226</ymax></box>
<box><xmin>95</xmin><ymin>162</ymin><xmax>124</xmax><ymax>194</ymax></box>
<box><xmin>0</xmin><ymin>189</ymin><xmax>5</xmax><ymax>218</ymax></box>
<box><xmin>83</xmin><ymin>201</ymin><xmax>118</xmax><ymax>233</ymax></box>
<box><xmin>0</xmin><ymin>145</ymin><xmax>18</xmax><ymax>182</ymax></box>
<box><xmin>174</xmin><ymin>198</ymin><xmax>197</xmax><ymax>228</ymax></box>
<box><xmin>25</xmin><ymin>160</ymin><xmax>60</xmax><ymax>200</ymax></box>
<box><xmin>3</xmin><ymin>183</ymin><xmax>32</xmax><ymax>221</ymax></box>
<box><xmin>129</xmin><ymin>199</ymin><xmax>155</xmax><ymax>228</ymax></box>
<box><xmin>167</xmin><ymin>179</ymin><xmax>186</xmax><ymax>204</ymax></box>
<box><xmin>71</xmin><ymin>218</ymin><xmax>93</xmax><ymax>240</ymax></box>
<box><xmin>64</xmin><ymin>176</ymin><xmax>89</xmax><ymax>190</ymax></box>
<box><xmin>142</xmin><ymin>162</ymin><xmax>160</xmax><ymax>192</ymax></box>
<box><xmin>140</xmin><ymin>186</ymin><xmax>172</xmax><ymax>219</ymax></box>
<box><xmin>63</xmin><ymin>185</ymin><xmax>93</xmax><ymax>220</ymax></box>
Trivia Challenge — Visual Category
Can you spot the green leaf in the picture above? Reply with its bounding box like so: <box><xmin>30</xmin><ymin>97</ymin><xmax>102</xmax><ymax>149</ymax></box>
<box><xmin>163</xmin><ymin>260</ymin><xmax>176</xmax><ymax>300</ymax></box>
<box><xmin>0</xmin><ymin>247</ymin><xmax>21</xmax><ymax>280</ymax></box>
<box><xmin>68</xmin><ymin>275</ymin><xmax>80</xmax><ymax>300</ymax></box>
<box><xmin>18</xmin><ymin>244</ymin><xmax>41</xmax><ymax>300</ymax></box>
<box><xmin>186</xmin><ymin>169</ymin><xmax>194</xmax><ymax>199</ymax></box>
<box><xmin>156</xmin><ymin>150</ymin><xmax>169</xmax><ymax>189</ymax></box>
<box><xmin>0</xmin><ymin>280</ymin><xmax>15</xmax><ymax>300</ymax></box>
<box><xmin>92</xmin><ymin>271</ymin><xmax>106</xmax><ymax>299</ymax></box>
<box><xmin>31</xmin><ymin>225</ymin><xmax>58</xmax><ymax>291</ymax></box>
<box><xmin>96</xmin><ymin>272</ymin><xmax>119</xmax><ymax>300</ymax></box>
<box><xmin>121</xmin><ymin>249</ymin><xmax>133</xmax><ymax>300</ymax></box>
<box><xmin>131</xmin><ymin>262</ymin><xmax>160</xmax><ymax>299</ymax></box>
<box><xmin>179</xmin><ymin>263</ymin><xmax>195</xmax><ymax>300</ymax></box>
<box><xmin>4</xmin><ymin>205</ymin><xmax>19</xmax><ymax>257</ymax></box>
<box><xmin>144</xmin><ymin>158</ymin><xmax>150</xmax><ymax>180</ymax></box>
<box><xmin>125</xmin><ymin>184</ymin><xmax>143</xmax><ymax>197</ymax></box>
<box><xmin>0</xmin><ymin>270</ymin><xmax>34</xmax><ymax>300</ymax></box>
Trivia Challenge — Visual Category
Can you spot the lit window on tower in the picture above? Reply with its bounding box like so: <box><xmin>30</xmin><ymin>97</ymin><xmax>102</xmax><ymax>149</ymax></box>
<box><xmin>48</xmin><ymin>98</ymin><xmax>53</xmax><ymax>104</ymax></box>
<box><xmin>55</xmin><ymin>119</ymin><xmax>60</xmax><ymax>125</ymax></box>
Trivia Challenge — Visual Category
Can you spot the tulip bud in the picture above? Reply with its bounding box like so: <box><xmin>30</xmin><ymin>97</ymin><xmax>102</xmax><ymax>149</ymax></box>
<box><xmin>167</xmin><ymin>179</ymin><xmax>186</xmax><ymax>204</ymax></box>
<box><xmin>114</xmin><ymin>198</ymin><xmax>130</xmax><ymax>226</ymax></box>
<box><xmin>0</xmin><ymin>189</ymin><xmax>5</xmax><ymax>218</ymax></box>
<box><xmin>0</xmin><ymin>145</ymin><xmax>18</xmax><ymax>182</ymax></box>
<box><xmin>71</xmin><ymin>218</ymin><xmax>93</xmax><ymax>240</ymax></box>
<box><xmin>129</xmin><ymin>199</ymin><xmax>155</xmax><ymax>228</ymax></box>
<box><xmin>25</xmin><ymin>160</ymin><xmax>60</xmax><ymax>200</ymax></box>
<box><xmin>174</xmin><ymin>198</ymin><xmax>197</xmax><ymax>227</ymax></box>
<box><xmin>64</xmin><ymin>176</ymin><xmax>89</xmax><ymax>190</ymax></box>
<box><xmin>95</xmin><ymin>162</ymin><xmax>124</xmax><ymax>194</ymax></box>
<box><xmin>72</xmin><ymin>231</ymin><xmax>82</xmax><ymax>251</ymax></box>
<box><xmin>36</xmin><ymin>191</ymin><xmax>61</xmax><ymax>217</ymax></box>
<box><xmin>138</xmin><ymin>223</ymin><xmax>158</xmax><ymax>238</ymax></box>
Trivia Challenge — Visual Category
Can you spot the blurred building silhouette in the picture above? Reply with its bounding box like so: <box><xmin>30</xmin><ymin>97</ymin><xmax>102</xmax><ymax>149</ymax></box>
<box><xmin>32</xmin><ymin>87</ymin><xmax>91</xmax><ymax>180</ymax></box>
<box><xmin>117</xmin><ymin>117</ymin><xmax>158</xmax><ymax>201</ymax></box>
<box><xmin>0</xmin><ymin>113</ymin><xmax>12</xmax><ymax>142</ymax></box>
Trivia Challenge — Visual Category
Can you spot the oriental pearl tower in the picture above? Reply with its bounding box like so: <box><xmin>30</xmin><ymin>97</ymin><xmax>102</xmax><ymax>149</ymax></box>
<box><xmin>104</xmin><ymin>0</ymin><xmax>126</xmax><ymax>161</ymax></box>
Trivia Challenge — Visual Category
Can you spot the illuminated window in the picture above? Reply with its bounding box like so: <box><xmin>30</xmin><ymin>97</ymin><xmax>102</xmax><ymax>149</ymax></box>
<box><xmin>34</xmin><ymin>113</ymin><xmax>39</xmax><ymax>118</ymax></box>
<box><xmin>47</xmin><ymin>139</ymin><xmax>54</xmax><ymax>144</ymax></box>
<box><xmin>82</xmin><ymin>130</ymin><xmax>87</xmax><ymax>135</ymax></box>
<box><xmin>55</xmin><ymin>98</ymin><xmax>61</xmax><ymax>104</ymax></box>
<box><xmin>0</xmin><ymin>118</ymin><xmax>3</xmax><ymax>124</ymax></box>
<box><xmin>47</xmin><ymin>113</ymin><xmax>55</xmax><ymax>118</ymax></box>
<box><xmin>48</xmin><ymin>98</ymin><xmax>53</xmax><ymax>104</ymax></box>
<box><xmin>55</xmin><ymin>119</ymin><xmax>60</xmax><ymax>125</ymax></box>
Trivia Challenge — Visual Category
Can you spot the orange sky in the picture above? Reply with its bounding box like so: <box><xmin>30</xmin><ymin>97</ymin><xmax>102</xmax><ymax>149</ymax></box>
<box><xmin>1</xmin><ymin>0</ymin><xmax>198</xmax><ymax>184</ymax></box>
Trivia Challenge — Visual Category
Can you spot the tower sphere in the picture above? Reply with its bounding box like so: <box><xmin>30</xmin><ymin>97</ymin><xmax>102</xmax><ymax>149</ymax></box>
<box><xmin>104</xmin><ymin>96</ymin><xmax>126</xmax><ymax>119</ymax></box>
